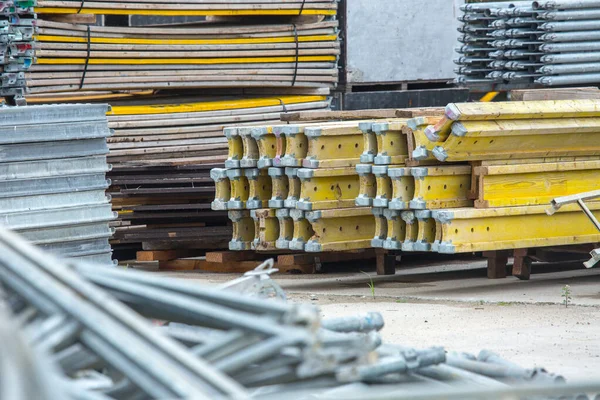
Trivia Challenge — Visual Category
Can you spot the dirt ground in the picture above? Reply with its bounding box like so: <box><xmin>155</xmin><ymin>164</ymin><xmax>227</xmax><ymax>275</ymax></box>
<box><xmin>151</xmin><ymin>254</ymin><xmax>600</xmax><ymax>381</ymax></box>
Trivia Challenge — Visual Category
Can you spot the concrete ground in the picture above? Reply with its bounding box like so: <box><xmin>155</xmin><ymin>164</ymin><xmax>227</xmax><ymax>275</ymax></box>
<box><xmin>147</xmin><ymin>254</ymin><xmax>600</xmax><ymax>381</ymax></box>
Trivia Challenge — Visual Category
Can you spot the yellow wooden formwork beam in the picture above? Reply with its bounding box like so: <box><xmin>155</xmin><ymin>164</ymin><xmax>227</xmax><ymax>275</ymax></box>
<box><xmin>284</xmin><ymin>167</ymin><xmax>301</xmax><ymax>208</ymax></box>
<box><xmin>228</xmin><ymin>210</ymin><xmax>254</xmax><ymax>251</ymax></box>
<box><xmin>277</xmin><ymin>124</ymin><xmax>309</xmax><ymax>167</ymax></box>
<box><xmin>245</xmin><ymin>169</ymin><xmax>272</xmax><ymax>210</ymax></box>
<box><xmin>224</xmin><ymin>127</ymin><xmax>243</xmax><ymax>169</ymax></box>
<box><xmin>433</xmin><ymin>118</ymin><xmax>600</xmax><ymax>162</ymax></box>
<box><xmin>238</xmin><ymin>127</ymin><xmax>260</xmax><ymax>168</ymax></box>
<box><xmin>475</xmin><ymin>160</ymin><xmax>600</xmax><ymax>208</ymax></box>
<box><xmin>356</xmin><ymin>164</ymin><xmax>375</xmax><ymax>207</ymax></box>
<box><xmin>289</xmin><ymin>209</ymin><xmax>314</xmax><ymax>251</ymax></box>
<box><xmin>276</xmin><ymin>209</ymin><xmax>294</xmax><ymax>250</ymax></box>
<box><xmin>371</xmin><ymin>208</ymin><xmax>387</xmax><ymax>248</ymax></box>
<box><xmin>268</xmin><ymin>167</ymin><xmax>289</xmax><ymax>209</ymax></box>
<box><xmin>304</xmin><ymin>122</ymin><xmax>366</xmax><ymax>168</ymax></box>
<box><xmin>251</xmin><ymin>209</ymin><xmax>279</xmax><ymax>251</ymax></box>
<box><xmin>272</xmin><ymin>128</ymin><xmax>287</xmax><ymax>167</ymax></box>
<box><xmin>305</xmin><ymin>208</ymin><xmax>375</xmax><ymax>252</ymax></box>
<box><xmin>388</xmin><ymin>167</ymin><xmax>415</xmax><ymax>210</ymax></box>
<box><xmin>252</xmin><ymin>126</ymin><xmax>279</xmax><ymax>169</ymax></box>
<box><xmin>372</xmin><ymin>165</ymin><xmax>397</xmax><ymax>208</ymax></box>
<box><xmin>382</xmin><ymin>209</ymin><xmax>406</xmax><ymax>250</ymax></box>
<box><xmin>372</xmin><ymin>120</ymin><xmax>409</xmax><ymax>165</ymax></box>
<box><xmin>404</xmin><ymin>117</ymin><xmax>443</xmax><ymax>161</ymax></box>
<box><xmin>445</xmin><ymin>99</ymin><xmax>600</xmax><ymax>121</ymax></box>
<box><xmin>401</xmin><ymin>211</ymin><xmax>418</xmax><ymax>252</ymax></box>
<box><xmin>432</xmin><ymin>203</ymin><xmax>600</xmax><ymax>254</ymax></box>
<box><xmin>414</xmin><ymin>210</ymin><xmax>436</xmax><ymax>252</ymax></box>
<box><xmin>210</xmin><ymin>168</ymin><xmax>230</xmax><ymax>211</ymax></box>
<box><xmin>226</xmin><ymin>169</ymin><xmax>249</xmax><ymax>210</ymax></box>
<box><xmin>358</xmin><ymin>122</ymin><xmax>378</xmax><ymax>163</ymax></box>
<box><xmin>297</xmin><ymin>167</ymin><xmax>359</xmax><ymax>211</ymax></box>
<box><xmin>424</xmin><ymin>117</ymin><xmax>453</xmax><ymax>142</ymax></box>
<box><xmin>410</xmin><ymin>166</ymin><xmax>472</xmax><ymax>210</ymax></box>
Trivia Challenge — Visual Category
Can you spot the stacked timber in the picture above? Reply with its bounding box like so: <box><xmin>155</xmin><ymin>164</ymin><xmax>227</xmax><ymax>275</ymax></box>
<box><xmin>108</xmin><ymin>94</ymin><xmax>330</xmax><ymax>254</ymax></box>
<box><xmin>455</xmin><ymin>0</ymin><xmax>600</xmax><ymax>91</ymax></box>
<box><xmin>27</xmin><ymin>20</ymin><xmax>340</xmax><ymax>94</ymax></box>
<box><xmin>0</xmin><ymin>104</ymin><xmax>115</xmax><ymax>265</ymax></box>
<box><xmin>34</xmin><ymin>1</ymin><xmax>338</xmax><ymax>16</ymax></box>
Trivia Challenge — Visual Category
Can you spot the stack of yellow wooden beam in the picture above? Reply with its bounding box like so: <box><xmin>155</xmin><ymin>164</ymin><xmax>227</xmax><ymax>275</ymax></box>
<box><xmin>425</xmin><ymin>100</ymin><xmax>600</xmax><ymax>254</ymax></box>
<box><xmin>214</xmin><ymin>119</ymin><xmax>382</xmax><ymax>252</ymax></box>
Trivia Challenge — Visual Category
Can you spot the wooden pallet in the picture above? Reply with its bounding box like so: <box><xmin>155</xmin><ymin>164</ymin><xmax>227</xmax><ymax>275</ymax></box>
<box><xmin>158</xmin><ymin>249</ymin><xmax>377</xmax><ymax>274</ymax></box>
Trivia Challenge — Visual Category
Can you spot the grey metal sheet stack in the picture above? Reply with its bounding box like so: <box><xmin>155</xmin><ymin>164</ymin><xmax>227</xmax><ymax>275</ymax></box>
<box><xmin>455</xmin><ymin>0</ymin><xmax>600</xmax><ymax>90</ymax></box>
<box><xmin>0</xmin><ymin>104</ymin><xmax>116</xmax><ymax>265</ymax></box>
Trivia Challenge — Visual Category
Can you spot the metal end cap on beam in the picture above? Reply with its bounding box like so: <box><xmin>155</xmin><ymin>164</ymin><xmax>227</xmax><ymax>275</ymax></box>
<box><xmin>372</xmin><ymin>165</ymin><xmax>388</xmax><ymax>175</ymax></box>
<box><xmin>210</xmin><ymin>200</ymin><xmax>228</xmax><ymax>211</ymax></box>
<box><xmin>374</xmin><ymin>155</ymin><xmax>392</xmax><ymax>165</ymax></box>
<box><xmin>432</xmin><ymin>146</ymin><xmax>449</xmax><ymax>162</ymax></box>
<box><xmin>389</xmin><ymin>200</ymin><xmax>408</xmax><ymax>210</ymax></box>
<box><xmin>437</xmin><ymin>242</ymin><xmax>457</xmax><ymax>254</ymax></box>
<box><xmin>223</xmin><ymin>127</ymin><xmax>238</xmax><ymax>138</ymax></box>
<box><xmin>414</xmin><ymin>242</ymin><xmax>432</xmax><ymax>252</ymax></box>
<box><xmin>451</xmin><ymin>122</ymin><xmax>468</xmax><ymax>137</ymax></box>
<box><xmin>268</xmin><ymin>199</ymin><xmax>285</xmax><ymax>209</ymax></box>
<box><xmin>402</xmin><ymin>242</ymin><xmax>415</xmax><ymax>252</ymax></box>
<box><xmin>373</xmin><ymin>198</ymin><xmax>389</xmax><ymax>208</ymax></box>
<box><xmin>415</xmin><ymin>210</ymin><xmax>433</xmax><ymax>219</ymax></box>
<box><xmin>412</xmin><ymin>146</ymin><xmax>430</xmax><ymax>161</ymax></box>
<box><xmin>297</xmin><ymin>169</ymin><xmax>315</xmax><ymax>179</ymax></box>
<box><xmin>445</xmin><ymin>103</ymin><xmax>462</xmax><ymax>120</ymax></box>
<box><xmin>356</xmin><ymin>164</ymin><xmax>373</xmax><ymax>174</ymax></box>
<box><xmin>355</xmin><ymin>197</ymin><xmax>373</xmax><ymax>207</ymax></box>
<box><xmin>250</xmin><ymin>126</ymin><xmax>269</xmax><ymax>139</ymax></box>
<box><xmin>268</xmin><ymin>167</ymin><xmax>285</xmax><ymax>177</ymax></box>
<box><xmin>400</xmin><ymin>211</ymin><xmax>415</xmax><ymax>223</ymax></box>
<box><xmin>276</xmin><ymin>239</ymin><xmax>291</xmax><ymax>250</ymax></box>
<box><xmin>409</xmin><ymin>199</ymin><xmax>427</xmax><ymax>210</ymax></box>
<box><xmin>257</xmin><ymin>159</ymin><xmax>273</xmax><ymax>169</ymax></box>
<box><xmin>226</xmin><ymin>169</ymin><xmax>243</xmax><ymax>179</ymax></box>
<box><xmin>424</xmin><ymin>125</ymin><xmax>441</xmax><ymax>142</ymax></box>
<box><xmin>302</xmin><ymin>159</ymin><xmax>320</xmax><ymax>168</ymax></box>
<box><xmin>383</xmin><ymin>239</ymin><xmax>401</xmax><ymax>250</ymax></box>
<box><xmin>432</xmin><ymin>210</ymin><xmax>455</xmax><ymax>223</ymax></box>
<box><xmin>224</xmin><ymin>159</ymin><xmax>241</xmax><ymax>169</ymax></box>
<box><xmin>227</xmin><ymin>200</ymin><xmax>245</xmax><ymax>210</ymax></box>
<box><xmin>371</xmin><ymin>238</ymin><xmax>385</xmax><ymax>248</ymax></box>
<box><xmin>304</xmin><ymin>127</ymin><xmax>322</xmax><ymax>137</ymax></box>
<box><xmin>210</xmin><ymin>168</ymin><xmax>228</xmax><ymax>181</ymax></box>
<box><xmin>305</xmin><ymin>210</ymin><xmax>322</xmax><ymax>221</ymax></box>
<box><xmin>276</xmin><ymin>208</ymin><xmax>291</xmax><ymax>218</ymax></box>
<box><xmin>360</xmin><ymin>153</ymin><xmax>375</xmax><ymax>163</ymax></box>
<box><xmin>289</xmin><ymin>239</ymin><xmax>307</xmax><ymax>251</ymax></box>
<box><xmin>304</xmin><ymin>241</ymin><xmax>323</xmax><ymax>252</ymax></box>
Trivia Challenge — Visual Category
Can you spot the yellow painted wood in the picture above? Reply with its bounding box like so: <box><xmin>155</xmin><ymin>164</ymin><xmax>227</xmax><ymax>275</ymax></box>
<box><xmin>297</xmin><ymin>167</ymin><xmax>359</xmax><ymax>210</ymax></box>
<box><xmin>305</xmin><ymin>208</ymin><xmax>375</xmax><ymax>252</ymax></box>
<box><xmin>268</xmin><ymin>168</ymin><xmax>289</xmax><ymax>209</ymax></box>
<box><xmin>415</xmin><ymin>210</ymin><xmax>436</xmax><ymax>252</ymax></box>
<box><xmin>224</xmin><ymin>128</ymin><xmax>243</xmax><ymax>169</ymax></box>
<box><xmin>435</xmin><ymin>120</ymin><xmax>600</xmax><ymax>162</ymax></box>
<box><xmin>410</xmin><ymin>166</ymin><xmax>472</xmax><ymax>210</ymax></box>
<box><xmin>36</xmin><ymin>34</ymin><xmax>339</xmax><ymax>46</ymax></box>
<box><xmin>372</xmin><ymin>120</ymin><xmax>409</xmax><ymax>165</ymax></box>
<box><xmin>433</xmin><ymin>203</ymin><xmax>600</xmax><ymax>253</ymax></box>
<box><xmin>424</xmin><ymin>117</ymin><xmax>453</xmax><ymax>142</ymax></box>
<box><xmin>276</xmin><ymin>209</ymin><xmax>294</xmax><ymax>249</ymax></box>
<box><xmin>405</xmin><ymin>116</ymin><xmax>443</xmax><ymax>161</ymax></box>
<box><xmin>228</xmin><ymin>210</ymin><xmax>254</xmax><ymax>251</ymax></box>
<box><xmin>371</xmin><ymin>208</ymin><xmax>387</xmax><ymax>248</ymax></box>
<box><xmin>38</xmin><ymin>56</ymin><xmax>337</xmax><ymax>65</ymax></box>
<box><xmin>284</xmin><ymin>167</ymin><xmax>301</xmax><ymax>208</ymax></box>
<box><xmin>245</xmin><ymin>169</ymin><xmax>272</xmax><ymax>209</ymax></box>
<box><xmin>373</xmin><ymin>165</ymin><xmax>395</xmax><ymax>208</ymax></box>
<box><xmin>475</xmin><ymin>160</ymin><xmax>600</xmax><ymax>208</ymax></box>
<box><xmin>383</xmin><ymin>209</ymin><xmax>406</xmax><ymax>250</ymax></box>
<box><xmin>110</xmin><ymin>95</ymin><xmax>327</xmax><ymax>116</ymax></box>
<box><xmin>389</xmin><ymin>167</ymin><xmax>415</xmax><ymax>210</ymax></box>
<box><xmin>289</xmin><ymin>209</ymin><xmax>314</xmax><ymax>251</ymax></box>
<box><xmin>359</xmin><ymin>121</ymin><xmax>378</xmax><ymax>163</ymax></box>
<box><xmin>401</xmin><ymin>211</ymin><xmax>418</xmax><ymax>251</ymax></box>
<box><xmin>226</xmin><ymin>169</ymin><xmax>249</xmax><ymax>210</ymax></box>
<box><xmin>272</xmin><ymin>128</ymin><xmax>287</xmax><ymax>167</ymax></box>
<box><xmin>446</xmin><ymin>99</ymin><xmax>600</xmax><ymax>121</ymax></box>
<box><xmin>251</xmin><ymin>209</ymin><xmax>279</xmax><ymax>251</ymax></box>
<box><xmin>253</xmin><ymin>126</ymin><xmax>279</xmax><ymax>169</ymax></box>
<box><xmin>356</xmin><ymin>164</ymin><xmax>375</xmax><ymax>207</ymax></box>
<box><xmin>304</xmin><ymin>126</ymin><xmax>364</xmax><ymax>168</ymax></box>
<box><xmin>210</xmin><ymin>168</ymin><xmax>230</xmax><ymax>210</ymax></box>
<box><xmin>277</xmin><ymin>125</ymin><xmax>309</xmax><ymax>167</ymax></box>
<box><xmin>238</xmin><ymin>127</ymin><xmax>260</xmax><ymax>168</ymax></box>
<box><xmin>36</xmin><ymin>8</ymin><xmax>337</xmax><ymax>17</ymax></box>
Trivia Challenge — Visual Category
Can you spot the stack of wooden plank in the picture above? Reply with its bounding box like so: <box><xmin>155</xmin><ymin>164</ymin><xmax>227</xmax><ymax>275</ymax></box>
<box><xmin>107</xmin><ymin>94</ymin><xmax>330</xmax><ymax>255</ymax></box>
<box><xmin>35</xmin><ymin>1</ymin><xmax>338</xmax><ymax>16</ymax></box>
<box><xmin>28</xmin><ymin>20</ymin><xmax>340</xmax><ymax>94</ymax></box>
